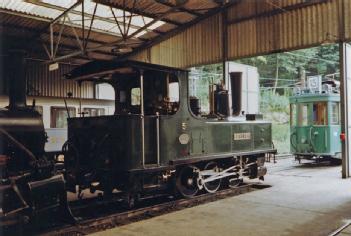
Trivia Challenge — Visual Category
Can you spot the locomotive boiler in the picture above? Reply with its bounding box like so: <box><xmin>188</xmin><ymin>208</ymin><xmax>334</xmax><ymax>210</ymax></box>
<box><xmin>63</xmin><ymin>60</ymin><xmax>276</xmax><ymax>204</ymax></box>
<box><xmin>0</xmin><ymin>51</ymin><xmax>70</xmax><ymax>227</ymax></box>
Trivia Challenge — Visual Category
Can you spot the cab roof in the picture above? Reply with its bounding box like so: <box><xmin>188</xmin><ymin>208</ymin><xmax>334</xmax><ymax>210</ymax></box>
<box><xmin>64</xmin><ymin>60</ymin><xmax>188</xmax><ymax>82</ymax></box>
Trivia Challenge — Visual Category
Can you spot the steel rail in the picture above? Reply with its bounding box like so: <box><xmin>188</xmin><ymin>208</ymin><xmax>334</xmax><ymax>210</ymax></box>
<box><xmin>39</xmin><ymin>183</ymin><xmax>265</xmax><ymax>236</ymax></box>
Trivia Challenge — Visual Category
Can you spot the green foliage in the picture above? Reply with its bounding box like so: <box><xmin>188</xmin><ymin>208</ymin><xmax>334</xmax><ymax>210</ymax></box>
<box><xmin>261</xmin><ymin>92</ymin><xmax>290</xmax><ymax>153</ymax></box>
<box><xmin>189</xmin><ymin>64</ymin><xmax>223</xmax><ymax>113</ymax></box>
<box><xmin>261</xmin><ymin>91</ymin><xmax>290</xmax><ymax>115</ymax></box>
<box><xmin>272</xmin><ymin>123</ymin><xmax>290</xmax><ymax>154</ymax></box>
<box><xmin>237</xmin><ymin>44</ymin><xmax>339</xmax><ymax>93</ymax></box>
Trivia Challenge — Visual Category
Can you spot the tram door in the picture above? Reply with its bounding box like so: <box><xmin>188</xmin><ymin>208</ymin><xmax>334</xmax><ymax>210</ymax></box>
<box><xmin>310</xmin><ymin>102</ymin><xmax>328</xmax><ymax>154</ymax></box>
<box><xmin>295</xmin><ymin>103</ymin><xmax>311</xmax><ymax>153</ymax></box>
<box><xmin>291</xmin><ymin>102</ymin><xmax>325</xmax><ymax>154</ymax></box>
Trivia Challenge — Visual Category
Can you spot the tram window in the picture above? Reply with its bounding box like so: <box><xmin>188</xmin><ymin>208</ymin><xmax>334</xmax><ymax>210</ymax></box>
<box><xmin>168</xmin><ymin>82</ymin><xmax>179</xmax><ymax>102</ymax></box>
<box><xmin>131</xmin><ymin>88</ymin><xmax>140</xmax><ymax>106</ymax></box>
<box><xmin>82</xmin><ymin>108</ymin><xmax>105</xmax><ymax>117</ymax></box>
<box><xmin>298</xmin><ymin>104</ymin><xmax>309</xmax><ymax>126</ymax></box>
<box><xmin>331</xmin><ymin>102</ymin><xmax>340</xmax><ymax>125</ymax></box>
<box><xmin>51</xmin><ymin>107</ymin><xmax>76</xmax><ymax>128</ymax></box>
<box><xmin>313</xmin><ymin>102</ymin><xmax>327</xmax><ymax>125</ymax></box>
<box><xmin>290</xmin><ymin>104</ymin><xmax>296</xmax><ymax>126</ymax></box>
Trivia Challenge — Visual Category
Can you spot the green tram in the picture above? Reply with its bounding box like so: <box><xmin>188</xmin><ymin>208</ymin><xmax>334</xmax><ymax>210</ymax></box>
<box><xmin>290</xmin><ymin>78</ymin><xmax>341</xmax><ymax>163</ymax></box>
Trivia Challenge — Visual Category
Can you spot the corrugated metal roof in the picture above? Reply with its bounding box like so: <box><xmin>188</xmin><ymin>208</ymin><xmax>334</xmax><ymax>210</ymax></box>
<box><xmin>2</xmin><ymin>0</ymin><xmax>62</xmax><ymax>20</ymax></box>
<box><xmin>1</xmin><ymin>0</ymin><xmax>223</xmax><ymax>64</ymax></box>
<box><xmin>129</xmin><ymin>0</ymin><xmax>347</xmax><ymax>69</ymax></box>
<box><xmin>1</xmin><ymin>0</ymin><xmax>165</xmax><ymax>38</ymax></box>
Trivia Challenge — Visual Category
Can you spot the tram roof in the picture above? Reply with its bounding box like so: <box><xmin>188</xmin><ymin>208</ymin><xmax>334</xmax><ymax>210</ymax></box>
<box><xmin>289</xmin><ymin>93</ymin><xmax>340</xmax><ymax>103</ymax></box>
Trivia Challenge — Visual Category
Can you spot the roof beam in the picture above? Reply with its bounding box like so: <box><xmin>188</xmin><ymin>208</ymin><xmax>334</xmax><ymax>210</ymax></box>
<box><xmin>1</xmin><ymin>30</ymin><xmax>117</xmax><ymax>60</ymax></box>
<box><xmin>122</xmin><ymin>1</ymin><xmax>240</xmax><ymax>60</ymax></box>
<box><xmin>0</xmin><ymin>9</ymin><xmax>129</xmax><ymax>39</ymax></box>
<box><xmin>155</xmin><ymin>1</ymin><xmax>202</xmax><ymax>17</ymax></box>
<box><xmin>95</xmin><ymin>0</ymin><xmax>183</xmax><ymax>26</ymax></box>
<box><xmin>2</xmin><ymin>36</ymin><xmax>93</xmax><ymax>63</ymax></box>
<box><xmin>25</xmin><ymin>0</ymin><xmax>165</xmax><ymax>37</ymax></box>
<box><xmin>0</xmin><ymin>22</ymin><xmax>144</xmax><ymax>47</ymax></box>
<box><xmin>228</xmin><ymin>0</ymin><xmax>330</xmax><ymax>24</ymax></box>
<box><xmin>49</xmin><ymin>0</ymin><xmax>188</xmax><ymax>62</ymax></box>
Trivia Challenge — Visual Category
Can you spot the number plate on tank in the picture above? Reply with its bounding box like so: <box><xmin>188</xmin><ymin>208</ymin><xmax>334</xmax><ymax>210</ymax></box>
<box><xmin>233</xmin><ymin>132</ymin><xmax>251</xmax><ymax>140</ymax></box>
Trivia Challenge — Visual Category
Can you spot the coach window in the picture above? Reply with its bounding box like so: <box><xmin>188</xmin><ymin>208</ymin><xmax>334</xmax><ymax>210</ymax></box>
<box><xmin>313</xmin><ymin>102</ymin><xmax>327</xmax><ymax>125</ymax></box>
<box><xmin>34</xmin><ymin>105</ymin><xmax>43</xmax><ymax>115</ymax></box>
<box><xmin>298</xmin><ymin>104</ymin><xmax>309</xmax><ymax>126</ymax></box>
<box><xmin>290</xmin><ymin>103</ymin><xmax>296</xmax><ymax>126</ymax></box>
<box><xmin>82</xmin><ymin>108</ymin><xmax>105</xmax><ymax>117</ymax></box>
<box><xmin>331</xmin><ymin>102</ymin><xmax>340</xmax><ymax>125</ymax></box>
<box><xmin>51</xmin><ymin>107</ymin><xmax>76</xmax><ymax>128</ymax></box>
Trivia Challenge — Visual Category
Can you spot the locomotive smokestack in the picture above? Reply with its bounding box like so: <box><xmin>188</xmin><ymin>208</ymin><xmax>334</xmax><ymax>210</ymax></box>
<box><xmin>7</xmin><ymin>50</ymin><xmax>27</xmax><ymax>109</ymax></box>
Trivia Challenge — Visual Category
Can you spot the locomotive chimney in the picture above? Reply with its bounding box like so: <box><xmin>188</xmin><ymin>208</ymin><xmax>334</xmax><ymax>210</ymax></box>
<box><xmin>7</xmin><ymin>50</ymin><xmax>27</xmax><ymax>110</ymax></box>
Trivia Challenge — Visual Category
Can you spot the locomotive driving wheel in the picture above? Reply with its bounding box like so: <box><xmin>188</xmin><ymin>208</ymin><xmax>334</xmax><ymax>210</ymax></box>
<box><xmin>203</xmin><ymin>161</ymin><xmax>221</xmax><ymax>193</ymax></box>
<box><xmin>176</xmin><ymin>165</ymin><xmax>199</xmax><ymax>198</ymax></box>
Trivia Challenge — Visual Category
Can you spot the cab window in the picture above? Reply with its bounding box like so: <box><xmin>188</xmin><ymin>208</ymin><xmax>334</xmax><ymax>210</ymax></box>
<box><xmin>131</xmin><ymin>87</ymin><xmax>140</xmax><ymax>106</ymax></box>
<box><xmin>168</xmin><ymin>82</ymin><xmax>179</xmax><ymax>102</ymax></box>
<box><xmin>313</xmin><ymin>102</ymin><xmax>327</xmax><ymax>125</ymax></box>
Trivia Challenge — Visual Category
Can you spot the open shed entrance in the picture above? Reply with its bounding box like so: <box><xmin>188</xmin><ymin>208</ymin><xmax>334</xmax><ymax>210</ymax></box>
<box><xmin>189</xmin><ymin>43</ymin><xmax>349</xmax><ymax>177</ymax></box>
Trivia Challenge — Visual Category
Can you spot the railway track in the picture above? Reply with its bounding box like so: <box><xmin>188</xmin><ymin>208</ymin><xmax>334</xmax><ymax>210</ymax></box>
<box><xmin>38</xmin><ymin>183</ymin><xmax>269</xmax><ymax>236</ymax></box>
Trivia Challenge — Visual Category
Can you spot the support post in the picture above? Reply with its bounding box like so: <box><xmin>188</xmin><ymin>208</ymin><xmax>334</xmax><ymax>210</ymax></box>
<box><xmin>340</xmin><ymin>42</ymin><xmax>350</xmax><ymax>178</ymax></box>
<box><xmin>221</xmin><ymin>5</ymin><xmax>230</xmax><ymax>115</ymax></box>
<box><xmin>221</xmin><ymin>5</ymin><xmax>228</xmax><ymax>85</ymax></box>
<box><xmin>156</xmin><ymin>112</ymin><xmax>160</xmax><ymax>166</ymax></box>
<box><xmin>50</xmin><ymin>23</ymin><xmax>54</xmax><ymax>59</ymax></box>
<box><xmin>140</xmin><ymin>70</ymin><xmax>145</xmax><ymax>167</ymax></box>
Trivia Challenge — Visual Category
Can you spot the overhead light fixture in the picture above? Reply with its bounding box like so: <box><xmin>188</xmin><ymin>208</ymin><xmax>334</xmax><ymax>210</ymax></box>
<box><xmin>49</xmin><ymin>62</ymin><xmax>59</xmax><ymax>71</ymax></box>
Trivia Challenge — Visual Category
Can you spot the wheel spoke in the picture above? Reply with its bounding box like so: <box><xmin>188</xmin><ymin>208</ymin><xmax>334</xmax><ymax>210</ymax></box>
<box><xmin>203</xmin><ymin>161</ymin><xmax>221</xmax><ymax>193</ymax></box>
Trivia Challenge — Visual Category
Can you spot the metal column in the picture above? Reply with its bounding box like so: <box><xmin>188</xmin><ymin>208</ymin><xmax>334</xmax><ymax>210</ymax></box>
<box><xmin>156</xmin><ymin>113</ymin><xmax>160</xmax><ymax>166</ymax></box>
<box><xmin>140</xmin><ymin>70</ymin><xmax>145</xmax><ymax>167</ymax></box>
<box><xmin>340</xmin><ymin>42</ymin><xmax>351</xmax><ymax>178</ymax></box>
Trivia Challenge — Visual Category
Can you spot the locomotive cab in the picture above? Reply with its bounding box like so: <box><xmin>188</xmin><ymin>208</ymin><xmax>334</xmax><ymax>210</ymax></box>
<box><xmin>64</xmin><ymin>60</ymin><xmax>275</xmax><ymax>199</ymax></box>
<box><xmin>290</xmin><ymin>77</ymin><xmax>341</xmax><ymax>162</ymax></box>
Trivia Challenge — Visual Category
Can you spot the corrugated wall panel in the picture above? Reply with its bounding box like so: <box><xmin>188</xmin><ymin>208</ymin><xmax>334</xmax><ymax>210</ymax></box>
<box><xmin>343</xmin><ymin>0</ymin><xmax>351</xmax><ymax>40</ymax></box>
<box><xmin>227</xmin><ymin>0</ymin><xmax>256</xmax><ymax>22</ymax></box>
<box><xmin>130</xmin><ymin>0</ymin><xmax>348</xmax><ymax>68</ymax></box>
<box><xmin>227</xmin><ymin>0</ymin><xmax>340</xmax><ymax>60</ymax></box>
<box><xmin>133</xmin><ymin>13</ymin><xmax>223</xmax><ymax>68</ymax></box>
<box><xmin>129</xmin><ymin>49</ymin><xmax>150</xmax><ymax>63</ymax></box>
<box><xmin>26</xmin><ymin>61</ymin><xmax>94</xmax><ymax>99</ymax></box>
<box><xmin>227</xmin><ymin>0</ymin><xmax>306</xmax><ymax>22</ymax></box>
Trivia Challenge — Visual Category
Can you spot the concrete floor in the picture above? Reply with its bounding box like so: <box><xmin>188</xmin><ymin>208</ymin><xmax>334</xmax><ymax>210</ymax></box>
<box><xmin>93</xmin><ymin>158</ymin><xmax>351</xmax><ymax>236</ymax></box>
